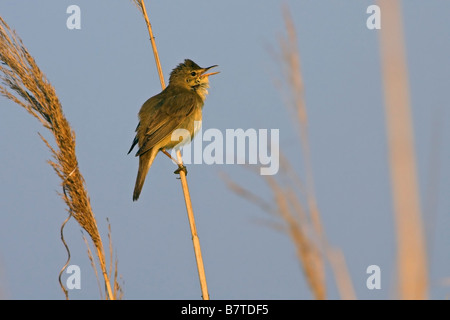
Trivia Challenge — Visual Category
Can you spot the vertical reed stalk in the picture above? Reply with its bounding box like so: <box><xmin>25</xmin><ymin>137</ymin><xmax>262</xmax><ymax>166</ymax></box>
<box><xmin>377</xmin><ymin>0</ymin><xmax>428</xmax><ymax>299</ymax></box>
<box><xmin>132</xmin><ymin>0</ymin><xmax>209</xmax><ymax>300</ymax></box>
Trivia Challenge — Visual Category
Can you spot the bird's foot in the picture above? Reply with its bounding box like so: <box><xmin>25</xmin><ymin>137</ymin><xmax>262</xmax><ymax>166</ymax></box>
<box><xmin>174</xmin><ymin>164</ymin><xmax>188</xmax><ymax>177</ymax></box>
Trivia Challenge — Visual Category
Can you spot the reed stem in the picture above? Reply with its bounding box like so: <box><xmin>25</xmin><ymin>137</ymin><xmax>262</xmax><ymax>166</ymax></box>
<box><xmin>136</xmin><ymin>0</ymin><xmax>209</xmax><ymax>300</ymax></box>
<box><xmin>377</xmin><ymin>0</ymin><xmax>428</xmax><ymax>299</ymax></box>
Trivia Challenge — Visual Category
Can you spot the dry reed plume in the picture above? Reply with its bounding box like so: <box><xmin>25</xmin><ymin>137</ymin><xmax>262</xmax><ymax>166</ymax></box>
<box><xmin>0</xmin><ymin>16</ymin><xmax>118</xmax><ymax>300</ymax></box>
<box><xmin>225</xmin><ymin>7</ymin><xmax>356</xmax><ymax>300</ymax></box>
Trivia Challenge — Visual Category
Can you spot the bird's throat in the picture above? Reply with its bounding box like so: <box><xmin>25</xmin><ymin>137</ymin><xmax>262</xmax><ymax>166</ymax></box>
<box><xmin>192</xmin><ymin>83</ymin><xmax>209</xmax><ymax>101</ymax></box>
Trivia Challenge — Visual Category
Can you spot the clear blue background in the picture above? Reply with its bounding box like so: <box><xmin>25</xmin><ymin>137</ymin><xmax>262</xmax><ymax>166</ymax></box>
<box><xmin>0</xmin><ymin>0</ymin><xmax>449</xmax><ymax>299</ymax></box>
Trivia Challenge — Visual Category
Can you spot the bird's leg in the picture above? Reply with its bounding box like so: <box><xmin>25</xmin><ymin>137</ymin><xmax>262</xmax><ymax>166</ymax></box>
<box><xmin>161</xmin><ymin>148</ymin><xmax>188</xmax><ymax>176</ymax></box>
<box><xmin>161</xmin><ymin>148</ymin><xmax>178</xmax><ymax>163</ymax></box>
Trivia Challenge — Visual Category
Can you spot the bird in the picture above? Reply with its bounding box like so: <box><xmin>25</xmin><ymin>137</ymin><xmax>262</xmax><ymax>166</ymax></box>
<box><xmin>128</xmin><ymin>59</ymin><xmax>219</xmax><ymax>201</ymax></box>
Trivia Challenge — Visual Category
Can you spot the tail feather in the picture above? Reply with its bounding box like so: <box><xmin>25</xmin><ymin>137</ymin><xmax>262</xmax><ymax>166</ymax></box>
<box><xmin>133</xmin><ymin>149</ymin><xmax>157</xmax><ymax>201</ymax></box>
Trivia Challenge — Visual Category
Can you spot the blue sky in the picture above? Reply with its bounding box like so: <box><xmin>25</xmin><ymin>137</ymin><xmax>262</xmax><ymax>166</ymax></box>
<box><xmin>0</xmin><ymin>0</ymin><xmax>449</xmax><ymax>299</ymax></box>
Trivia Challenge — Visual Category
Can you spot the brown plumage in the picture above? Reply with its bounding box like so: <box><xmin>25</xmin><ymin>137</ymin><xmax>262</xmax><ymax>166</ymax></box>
<box><xmin>128</xmin><ymin>59</ymin><xmax>219</xmax><ymax>201</ymax></box>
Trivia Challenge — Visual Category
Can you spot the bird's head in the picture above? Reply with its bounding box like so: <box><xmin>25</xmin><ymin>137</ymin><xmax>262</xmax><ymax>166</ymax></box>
<box><xmin>168</xmin><ymin>59</ymin><xmax>219</xmax><ymax>99</ymax></box>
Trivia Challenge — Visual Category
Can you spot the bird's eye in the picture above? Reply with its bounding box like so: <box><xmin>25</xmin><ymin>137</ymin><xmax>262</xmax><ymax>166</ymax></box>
<box><xmin>191</xmin><ymin>71</ymin><xmax>197</xmax><ymax>76</ymax></box>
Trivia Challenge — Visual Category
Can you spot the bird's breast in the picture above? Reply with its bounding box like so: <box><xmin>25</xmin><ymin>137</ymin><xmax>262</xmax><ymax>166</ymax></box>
<box><xmin>191</xmin><ymin>107</ymin><xmax>203</xmax><ymax>136</ymax></box>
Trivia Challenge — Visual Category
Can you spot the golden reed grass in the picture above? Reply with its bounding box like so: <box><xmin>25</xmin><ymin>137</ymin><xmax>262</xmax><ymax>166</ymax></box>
<box><xmin>82</xmin><ymin>219</ymin><xmax>123</xmax><ymax>299</ymax></box>
<box><xmin>131</xmin><ymin>0</ymin><xmax>210</xmax><ymax>299</ymax></box>
<box><xmin>0</xmin><ymin>17</ymin><xmax>118</xmax><ymax>300</ymax></box>
<box><xmin>377</xmin><ymin>0</ymin><xmax>428</xmax><ymax>299</ymax></box>
<box><xmin>225</xmin><ymin>7</ymin><xmax>356</xmax><ymax>299</ymax></box>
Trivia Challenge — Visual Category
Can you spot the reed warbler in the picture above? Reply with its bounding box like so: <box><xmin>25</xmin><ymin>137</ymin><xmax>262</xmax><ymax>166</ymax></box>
<box><xmin>128</xmin><ymin>59</ymin><xmax>219</xmax><ymax>201</ymax></box>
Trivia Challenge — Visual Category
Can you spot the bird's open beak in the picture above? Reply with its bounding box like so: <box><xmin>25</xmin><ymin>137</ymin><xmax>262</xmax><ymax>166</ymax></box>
<box><xmin>201</xmin><ymin>65</ymin><xmax>219</xmax><ymax>77</ymax></box>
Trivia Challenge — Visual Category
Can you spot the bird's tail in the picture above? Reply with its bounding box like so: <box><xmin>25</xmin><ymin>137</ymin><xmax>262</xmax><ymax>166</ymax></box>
<box><xmin>133</xmin><ymin>149</ymin><xmax>157</xmax><ymax>201</ymax></box>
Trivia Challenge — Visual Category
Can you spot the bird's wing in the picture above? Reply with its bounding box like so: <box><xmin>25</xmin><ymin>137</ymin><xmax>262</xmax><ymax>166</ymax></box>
<box><xmin>127</xmin><ymin>122</ymin><xmax>140</xmax><ymax>154</ymax></box>
<box><xmin>135</xmin><ymin>92</ymin><xmax>199</xmax><ymax>156</ymax></box>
